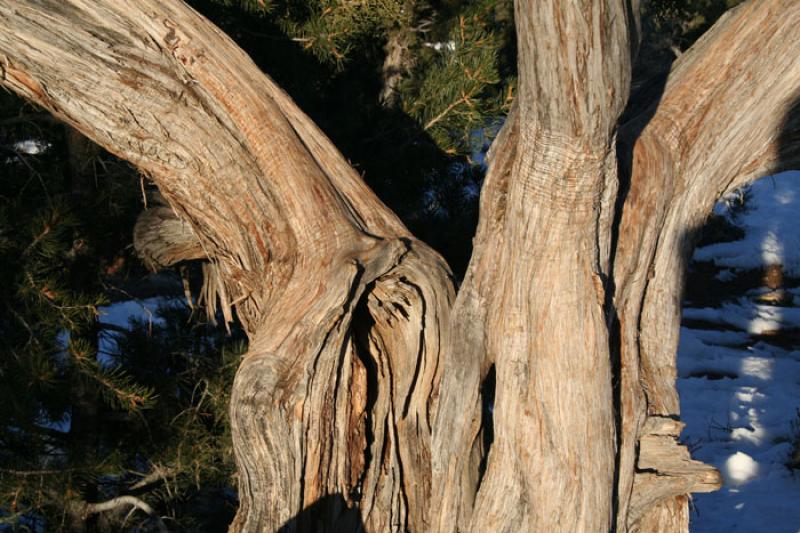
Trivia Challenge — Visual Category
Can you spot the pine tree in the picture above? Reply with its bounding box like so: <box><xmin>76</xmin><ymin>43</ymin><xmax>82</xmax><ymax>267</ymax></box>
<box><xmin>0</xmin><ymin>92</ymin><xmax>241</xmax><ymax>531</ymax></box>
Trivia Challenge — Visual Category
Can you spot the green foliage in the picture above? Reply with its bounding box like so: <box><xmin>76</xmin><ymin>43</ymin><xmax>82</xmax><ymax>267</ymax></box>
<box><xmin>643</xmin><ymin>0</ymin><xmax>746</xmax><ymax>53</ymax></box>
<box><xmin>222</xmin><ymin>0</ymin><xmax>411</xmax><ymax>66</ymax></box>
<box><xmin>403</xmin><ymin>3</ymin><xmax>513</xmax><ymax>154</ymax></box>
<box><xmin>68</xmin><ymin>336</ymin><xmax>156</xmax><ymax>413</ymax></box>
<box><xmin>282</xmin><ymin>0</ymin><xmax>410</xmax><ymax>67</ymax></box>
<box><xmin>0</xmin><ymin>93</ymin><xmax>239</xmax><ymax>531</ymax></box>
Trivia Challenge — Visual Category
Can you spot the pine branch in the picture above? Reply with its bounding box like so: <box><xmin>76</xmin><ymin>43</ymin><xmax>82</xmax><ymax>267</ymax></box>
<box><xmin>424</xmin><ymin>90</ymin><xmax>477</xmax><ymax>131</ymax></box>
<box><xmin>69</xmin><ymin>338</ymin><xmax>156</xmax><ymax>412</ymax></box>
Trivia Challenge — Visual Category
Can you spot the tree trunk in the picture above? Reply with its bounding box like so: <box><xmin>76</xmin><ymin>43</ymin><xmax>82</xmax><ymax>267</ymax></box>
<box><xmin>0</xmin><ymin>3</ymin><xmax>453</xmax><ymax>531</ymax></box>
<box><xmin>2</xmin><ymin>1</ymin><xmax>799</xmax><ymax>531</ymax></box>
<box><xmin>433</xmin><ymin>2</ymin><xmax>633</xmax><ymax>530</ymax></box>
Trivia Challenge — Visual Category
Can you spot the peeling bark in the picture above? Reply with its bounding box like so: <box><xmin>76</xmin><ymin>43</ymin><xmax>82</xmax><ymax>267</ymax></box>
<box><xmin>2</xmin><ymin>0</ymin><xmax>799</xmax><ymax>531</ymax></box>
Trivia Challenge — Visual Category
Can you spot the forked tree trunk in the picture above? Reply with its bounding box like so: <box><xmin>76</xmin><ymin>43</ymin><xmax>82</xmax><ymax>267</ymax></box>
<box><xmin>2</xmin><ymin>1</ymin><xmax>800</xmax><ymax>531</ymax></box>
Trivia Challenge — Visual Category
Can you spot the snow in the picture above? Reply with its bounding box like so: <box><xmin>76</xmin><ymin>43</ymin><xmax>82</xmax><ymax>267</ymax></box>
<box><xmin>724</xmin><ymin>452</ymin><xmax>759</xmax><ymax>486</ymax></box>
<box><xmin>693</xmin><ymin>171</ymin><xmax>800</xmax><ymax>274</ymax></box>
<box><xmin>679</xmin><ymin>171</ymin><xmax>800</xmax><ymax>532</ymax></box>
<box><xmin>684</xmin><ymin>301</ymin><xmax>800</xmax><ymax>335</ymax></box>
<box><xmin>11</xmin><ymin>139</ymin><xmax>50</xmax><ymax>155</ymax></box>
<box><xmin>96</xmin><ymin>297</ymin><xmax>175</xmax><ymax>366</ymax></box>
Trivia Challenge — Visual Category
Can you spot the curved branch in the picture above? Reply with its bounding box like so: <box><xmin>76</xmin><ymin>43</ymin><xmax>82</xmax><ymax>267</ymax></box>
<box><xmin>83</xmin><ymin>495</ymin><xmax>168</xmax><ymax>533</ymax></box>
<box><xmin>0</xmin><ymin>3</ymin><xmax>455</xmax><ymax>531</ymax></box>
<box><xmin>614</xmin><ymin>0</ymin><xmax>800</xmax><ymax>529</ymax></box>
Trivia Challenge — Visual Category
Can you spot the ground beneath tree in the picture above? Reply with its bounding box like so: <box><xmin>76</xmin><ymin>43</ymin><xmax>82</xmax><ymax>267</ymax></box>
<box><xmin>679</xmin><ymin>171</ymin><xmax>800</xmax><ymax>532</ymax></box>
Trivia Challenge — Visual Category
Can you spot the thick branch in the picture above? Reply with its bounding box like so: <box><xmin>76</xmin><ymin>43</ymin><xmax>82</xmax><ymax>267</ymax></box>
<box><xmin>0</xmin><ymin>3</ymin><xmax>455</xmax><ymax>531</ymax></box>
<box><xmin>614</xmin><ymin>0</ymin><xmax>800</xmax><ymax>529</ymax></box>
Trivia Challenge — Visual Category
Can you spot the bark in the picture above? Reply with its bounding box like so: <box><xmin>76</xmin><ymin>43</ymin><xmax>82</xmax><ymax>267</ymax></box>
<box><xmin>434</xmin><ymin>2</ymin><xmax>633</xmax><ymax>530</ymax></box>
<box><xmin>1</xmin><ymin>1</ymin><xmax>799</xmax><ymax>532</ymax></box>
<box><xmin>614</xmin><ymin>2</ymin><xmax>800</xmax><ymax>529</ymax></box>
<box><xmin>379</xmin><ymin>28</ymin><xmax>415</xmax><ymax>108</ymax></box>
<box><xmin>0</xmin><ymin>2</ymin><xmax>452</xmax><ymax>531</ymax></box>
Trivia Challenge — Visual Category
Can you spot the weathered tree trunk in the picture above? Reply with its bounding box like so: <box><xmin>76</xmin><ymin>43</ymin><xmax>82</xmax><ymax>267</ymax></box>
<box><xmin>0</xmin><ymin>3</ymin><xmax>452</xmax><ymax>531</ymax></box>
<box><xmin>433</xmin><ymin>2</ymin><xmax>633</xmax><ymax>530</ymax></box>
<box><xmin>612</xmin><ymin>3</ymin><xmax>800</xmax><ymax>529</ymax></box>
<box><xmin>2</xmin><ymin>0</ymin><xmax>799</xmax><ymax>531</ymax></box>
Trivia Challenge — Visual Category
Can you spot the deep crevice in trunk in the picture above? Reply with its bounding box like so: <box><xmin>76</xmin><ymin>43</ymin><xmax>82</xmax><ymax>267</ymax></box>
<box><xmin>476</xmin><ymin>363</ymin><xmax>495</xmax><ymax>489</ymax></box>
<box><xmin>352</xmin><ymin>288</ymin><xmax>380</xmax><ymax>504</ymax></box>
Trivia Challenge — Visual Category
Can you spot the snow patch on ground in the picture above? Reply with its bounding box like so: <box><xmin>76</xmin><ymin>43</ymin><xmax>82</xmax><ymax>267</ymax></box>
<box><xmin>679</xmin><ymin>171</ymin><xmax>800</xmax><ymax>532</ymax></box>
<box><xmin>96</xmin><ymin>297</ymin><xmax>176</xmax><ymax>366</ymax></box>
<box><xmin>724</xmin><ymin>452</ymin><xmax>759</xmax><ymax>486</ymax></box>
<box><xmin>694</xmin><ymin>171</ymin><xmax>800</xmax><ymax>274</ymax></box>
<box><xmin>12</xmin><ymin>139</ymin><xmax>51</xmax><ymax>155</ymax></box>
<box><xmin>684</xmin><ymin>302</ymin><xmax>800</xmax><ymax>335</ymax></box>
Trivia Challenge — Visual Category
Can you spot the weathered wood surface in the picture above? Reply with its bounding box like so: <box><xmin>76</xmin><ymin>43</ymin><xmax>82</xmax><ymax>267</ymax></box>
<box><xmin>613</xmin><ymin>2</ymin><xmax>800</xmax><ymax>528</ymax></box>
<box><xmin>2</xmin><ymin>0</ymin><xmax>800</xmax><ymax>531</ymax></box>
<box><xmin>434</xmin><ymin>1</ymin><xmax>634</xmax><ymax>530</ymax></box>
<box><xmin>0</xmin><ymin>2</ymin><xmax>453</xmax><ymax>531</ymax></box>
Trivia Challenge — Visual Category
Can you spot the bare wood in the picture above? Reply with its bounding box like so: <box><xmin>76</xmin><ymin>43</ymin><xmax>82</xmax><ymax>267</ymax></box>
<box><xmin>628</xmin><ymin>418</ymin><xmax>721</xmax><ymax>527</ymax></box>
<box><xmin>434</xmin><ymin>2</ymin><xmax>636</xmax><ymax>531</ymax></box>
<box><xmin>0</xmin><ymin>2</ymin><xmax>453</xmax><ymax>531</ymax></box>
<box><xmin>133</xmin><ymin>205</ymin><xmax>206</xmax><ymax>271</ymax></box>
<box><xmin>614</xmin><ymin>1</ymin><xmax>800</xmax><ymax>529</ymax></box>
<box><xmin>2</xmin><ymin>0</ymin><xmax>800</xmax><ymax>531</ymax></box>
<box><xmin>83</xmin><ymin>495</ymin><xmax>168</xmax><ymax>533</ymax></box>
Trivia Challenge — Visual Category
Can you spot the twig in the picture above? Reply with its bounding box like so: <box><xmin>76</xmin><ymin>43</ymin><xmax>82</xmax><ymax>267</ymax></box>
<box><xmin>83</xmin><ymin>496</ymin><xmax>168</xmax><ymax>532</ymax></box>
<box><xmin>424</xmin><ymin>92</ymin><xmax>474</xmax><ymax>131</ymax></box>
<box><xmin>128</xmin><ymin>465</ymin><xmax>172</xmax><ymax>491</ymax></box>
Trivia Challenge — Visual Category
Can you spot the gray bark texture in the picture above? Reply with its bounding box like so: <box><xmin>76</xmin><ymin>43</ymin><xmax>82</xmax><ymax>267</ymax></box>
<box><xmin>1</xmin><ymin>0</ymin><xmax>799</xmax><ymax>531</ymax></box>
